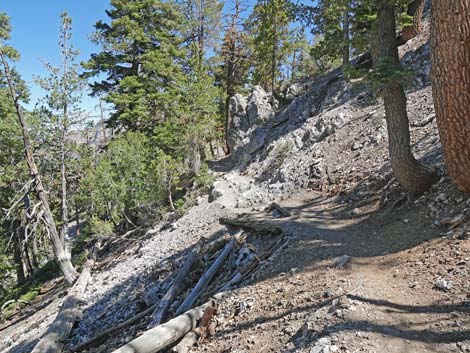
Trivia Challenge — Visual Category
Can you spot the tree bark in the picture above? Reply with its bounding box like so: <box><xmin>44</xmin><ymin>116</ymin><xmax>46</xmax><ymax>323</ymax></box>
<box><xmin>397</xmin><ymin>0</ymin><xmax>425</xmax><ymax>45</ymax></box>
<box><xmin>0</xmin><ymin>53</ymin><xmax>78</xmax><ymax>284</ymax></box>
<box><xmin>342</xmin><ymin>3</ymin><xmax>350</xmax><ymax>69</ymax></box>
<box><xmin>431</xmin><ymin>0</ymin><xmax>470</xmax><ymax>192</ymax></box>
<box><xmin>148</xmin><ymin>237</ymin><xmax>206</xmax><ymax>328</ymax></box>
<box><xmin>376</xmin><ymin>0</ymin><xmax>437</xmax><ymax>194</ymax></box>
<box><xmin>175</xmin><ymin>233</ymin><xmax>241</xmax><ymax>315</ymax></box>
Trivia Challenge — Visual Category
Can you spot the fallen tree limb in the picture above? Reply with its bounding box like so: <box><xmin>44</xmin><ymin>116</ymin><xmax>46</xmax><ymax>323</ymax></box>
<box><xmin>268</xmin><ymin>202</ymin><xmax>291</xmax><ymax>218</ymax></box>
<box><xmin>220</xmin><ymin>215</ymin><xmax>283</xmax><ymax>235</ymax></box>
<box><xmin>176</xmin><ymin>231</ymin><xmax>242</xmax><ymax>315</ymax></box>
<box><xmin>71</xmin><ymin>305</ymin><xmax>157</xmax><ymax>352</ymax></box>
<box><xmin>31</xmin><ymin>258</ymin><xmax>94</xmax><ymax>353</ymax></box>
<box><xmin>147</xmin><ymin>237</ymin><xmax>206</xmax><ymax>328</ymax></box>
<box><xmin>111</xmin><ymin>300</ymin><xmax>217</xmax><ymax>353</ymax></box>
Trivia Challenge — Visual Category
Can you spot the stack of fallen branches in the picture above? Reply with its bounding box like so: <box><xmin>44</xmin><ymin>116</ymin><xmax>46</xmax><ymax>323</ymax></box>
<box><xmin>71</xmin><ymin>212</ymin><xmax>287</xmax><ymax>353</ymax></box>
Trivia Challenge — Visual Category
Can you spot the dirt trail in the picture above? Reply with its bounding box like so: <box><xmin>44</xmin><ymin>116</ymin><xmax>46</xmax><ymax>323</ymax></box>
<box><xmin>200</xmin><ymin>192</ymin><xmax>470</xmax><ymax>353</ymax></box>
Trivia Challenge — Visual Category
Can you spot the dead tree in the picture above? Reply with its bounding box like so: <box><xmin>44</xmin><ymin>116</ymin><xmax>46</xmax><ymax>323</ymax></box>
<box><xmin>0</xmin><ymin>52</ymin><xmax>78</xmax><ymax>284</ymax></box>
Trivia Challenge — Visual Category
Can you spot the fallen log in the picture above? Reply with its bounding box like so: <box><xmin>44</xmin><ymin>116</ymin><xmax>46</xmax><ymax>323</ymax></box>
<box><xmin>71</xmin><ymin>305</ymin><xmax>157</xmax><ymax>352</ymax></box>
<box><xmin>111</xmin><ymin>300</ymin><xmax>217</xmax><ymax>353</ymax></box>
<box><xmin>147</xmin><ymin>237</ymin><xmax>206</xmax><ymax>328</ymax></box>
<box><xmin>176</xmin><ymin>231</ymin><xmax>242</xmax><ymax>315</ymax></box>
<box><xmin>31</xmin><ymin>258</ymin><xmax>94</xmax><ymax>353</ymax></box>
<box><xmin>268</xmin><ymin>202</ymin><xmax>291</xmax><ymax>218</ymax></box>
<box><xmin>220</xmin><ymin>215</ymin><xmax>283</xmax><ymax>235</ymax></box>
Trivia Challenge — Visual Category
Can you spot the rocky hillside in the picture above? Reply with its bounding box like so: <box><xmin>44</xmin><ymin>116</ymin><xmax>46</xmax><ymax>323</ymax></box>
<box><xmin>1</xmin><ymin>16</ymin><xmax>469</xmax><ymax>353</ymax></box>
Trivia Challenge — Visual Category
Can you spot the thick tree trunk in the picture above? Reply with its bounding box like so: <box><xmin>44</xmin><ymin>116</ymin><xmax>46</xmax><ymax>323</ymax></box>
<box><xmin>342</xmin><ymin>4</ymin><xmax>350</xmax><ymax>69</ymax></box>
<box><xmin>0</xmin><ymin>54</ymin><xmax>78</xmax><ymax>284</ymax></box>
<box><xmin>431</xmin><ymin>0</ymin><xmax>470</xmax><ymax>192</ymax></box>
<box><xmin>224</xmin><ymin>95</ymin><xmax>232</xmax><ymax>155</ymax></box>
<box><xmin>13</xmin><ymin>231</ymin><xmax>26</xmax><ymax>284</ymax></box>
<box><xmin>398</xmin><ymin>0</ymin><xmax>425</xmax><ymax>45</ymax></box>
<box><xmin>376</xmin><ymin>0</ymin><xmax>437</xmax><ymax>194</ymax></box>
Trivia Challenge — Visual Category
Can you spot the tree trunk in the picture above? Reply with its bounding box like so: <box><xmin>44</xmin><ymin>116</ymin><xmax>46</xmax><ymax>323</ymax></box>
<box><xmin>398</xmin><ymin>0</ymin><xmax>425</xmax><ymax>45</ymax></box>
<box><xmin>342</xmin><ymin>3</ymin><xmax>350</xmax><ymax>69</ymax></box>
<box><xmin>224</xmin><ymin>94</ymin><xmax>232</xmax><ymax>156</ymax></box>
<box><xmin>31</xmin><ymin>232</ymin><xmax>40</xmax><ymax>271</ymax></box>
<box><xmin>375</xmin><ymin>0</ymin><xmax>438</xmax><ymax>194</ymax></box>
<box><xmin>59</xmin><ymin>128</ymin><xmax>68</xmax><ymax>248</ymax></box>
<box><xmin>13</xmin><ymin>230</ymin><xmax>26</xmax><ymax>284</ymax></box>
<box><xmin>431</xmin><ymin>0</ymin><xmax>470</xmax><ymax>192</ymax></box>
<box><xmin>148</xmin><ymin>237</ymin><xmax>205</xmax><ymax>328</ymax></box>
<box><xmin>0</xmin><ymin>54</ymin><xmax>78</xmax><ymax>284</ymax></box>
<box><xmin>176</xmin><ymin>233</ymin><xmax>240</xmax><ymax>315</ymax></box>
<box><xmin>168</xmin><ymin>179</ymin><xmax>176</xmax><ymax>212</ymax></box>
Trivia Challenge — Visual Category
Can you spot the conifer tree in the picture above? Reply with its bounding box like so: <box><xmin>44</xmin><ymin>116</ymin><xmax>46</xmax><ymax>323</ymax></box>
<box><xmin>431</xmin><ymin>0</ymin><xmax>470</xmax><ymax>192</ymax></box>
<box><xmin>374</xmin><ymin>0</ymin><xmax>437</xmax><ymax>193</ymax></box>
<box><xmin>83</xmin><ymin>0</ymin><xmax>185</xmax><ymax>130</ymax></box>
<box><xmin>246</xmin><ymin>0</ymin><xmax>293</xmax><ymax>95</ymax></box>
<box><xmin>221</xmin><ymin>0</ymin><xmax>248</xmax><ymax>154</ymax></box>
<box><xmin>35</xmin><ymin>12</ymin><xmax>85</xmax><ymax>254</ymax></box>
<box><xmin>0</xmin><ymin>13</ymin><xmax>78</xmax><ymax>284</ymax></box>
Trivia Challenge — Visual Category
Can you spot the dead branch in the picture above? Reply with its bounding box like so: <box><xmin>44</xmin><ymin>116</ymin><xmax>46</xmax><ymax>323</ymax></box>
<box><xmin>147</xmin><ymin>237</ymin><xmax>206</xmax><ymax>328</ymax></box>
<box><xmin>176</xmin><ymin>232</ymin><xmax>243</xmax><ymax>315</ymax></box>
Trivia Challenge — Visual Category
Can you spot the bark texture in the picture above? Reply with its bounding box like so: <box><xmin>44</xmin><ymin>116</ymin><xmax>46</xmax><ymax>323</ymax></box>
<box><xmin>376</xmin><ymin>0</ymin><xmax>438</xmax><ymax>193</ymax></box>
<box><xmin>398</xmin><ymin>0</ymin><xmax>425</xmax><ymax>45</ymax></box>
<box><xmin>431</xmin><ymin>0</ymin><xmax>470</xmax><ymax>192</ymax></box>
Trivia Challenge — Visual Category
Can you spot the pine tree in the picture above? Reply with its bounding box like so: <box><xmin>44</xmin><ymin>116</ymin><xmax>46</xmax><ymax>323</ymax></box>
<box><xmin>35</xmin><ymin>12</ymin><xmax>85</xmax><ymax>256</ymax></box>
<box><xmin>374</xmin><ymin>0</ymin><xmax>437</xmax><ymax>193</ymax></box>
<box><xmin>83</xmin><ymin>0</ymin><xmax>185</xmax><ymax>130</ymax></box>
<box><xmin>0</xmin><ymin>13</ymin><xmax>78</xmax><ymax>284</ymax></box>
<box><xmin>431</xmin><ymin>0</ymin><xmax>470</xmax><ymax>192</ymax></box>
<box><xmin>246</xmin><ymin>0</ymin><xmax>293</xmax><ymax>95</ymax></box>
<box><xmin>221</xmin><ymin>0</ymin><xmax>248</xmax><ymax>154</ymax></box>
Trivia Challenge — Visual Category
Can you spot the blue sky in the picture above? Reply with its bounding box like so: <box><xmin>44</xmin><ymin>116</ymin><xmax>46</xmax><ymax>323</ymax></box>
<box><xmin>1</xmin><ymin>0</ymin><xmax>309</xmax><ymax>116</ymax></box>
<box><xmin>1</xmin><ymin>0</ymin><xmax>110</xmax><ymax>115</ymax></box>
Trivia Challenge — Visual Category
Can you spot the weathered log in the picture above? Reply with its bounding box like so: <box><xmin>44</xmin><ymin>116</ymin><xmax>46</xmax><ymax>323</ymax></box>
<box><xmin>71</xmin><ymin>305</ymin><xmax>156</xmax><ymax>352</ymax></box>
<box><xmin>31</xmin><ymin>258</ymin><xmax>94</xmax><ymax>353</ymax></box>
<box><xmin>176</xmin><ymin>232</ymin><xmax>242</xmax><ymax>315</ymax></box>
<box><xmin>220</xmin><ymin>215</ymin><xmax>283</xmax><ymax>235</ymax></box>
<box><xmin>268</xmin><ymin>202</ymin><xmax>291</xmax><ymax>218</ymax></box>
<box><xmin>111</xmin><ymin>300</ymin><xmax>216</xmax><ymax>353</ymax></box>
<box><xmin>147</xmin><ymin>237</ymin><xmax>206</xmax><ymax>328</ymax></box>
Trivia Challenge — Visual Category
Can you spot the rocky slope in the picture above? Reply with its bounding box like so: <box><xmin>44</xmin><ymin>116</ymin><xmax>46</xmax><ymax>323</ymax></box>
<box><xmin>1</xmin><ymin>15</ymin><xmax>469</xmax><ymax>353</ymax></box>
